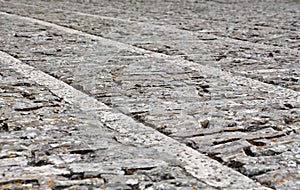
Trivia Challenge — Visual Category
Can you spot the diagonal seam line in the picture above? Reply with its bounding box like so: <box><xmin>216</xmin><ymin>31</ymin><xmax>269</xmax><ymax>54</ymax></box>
<box><xmin>0</xmin><ymin>11</ymin><xmax>299</xmax><ymax>101</ymax></box>
<box><xmin>0</xmin><ymin>49</ymin><xmax>271</xmax><ymax>189</ymax></box>
<box><xmin>2</xmin><ymin>0</ymin><xmax>298</xmax><ymax>54</ymax></box>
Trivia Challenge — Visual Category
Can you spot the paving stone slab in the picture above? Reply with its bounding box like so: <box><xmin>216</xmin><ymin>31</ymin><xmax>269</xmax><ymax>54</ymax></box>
<box><xmin>1</xmin><ymin>0</ymin><xmax>298</xmax><ymax>91</ymax></box>
<box><xmin>0</xmin><ymin>50</ymin><xmax>270</xmax><ymax>189</ymax></box>
<box><xmin>1</xmin><ymin>57</ymin><xmax>223</xmax><ymax>189</ymax></box>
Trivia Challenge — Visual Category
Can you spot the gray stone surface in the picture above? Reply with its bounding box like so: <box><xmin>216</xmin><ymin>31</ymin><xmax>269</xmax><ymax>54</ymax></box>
<box><xmin>1</xmin><ymin>61</ymin><xmax>221</xmax><ymax>189</ymax></box>
<box><xmin>0</xmin><ymin>0</ymin><xmax>299</xmax><ymax>189</ymax></box>
<box><xmin>1</xmin><ymin>51</ymin><xmax>270</xmax><ymax>189</ymax></box>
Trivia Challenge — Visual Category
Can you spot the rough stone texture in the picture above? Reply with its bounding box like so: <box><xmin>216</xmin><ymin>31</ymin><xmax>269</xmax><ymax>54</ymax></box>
<box><xmin>1</xmin><ymin>52</ymin><xmax>270</xmax><ymax>189</ymax></box>
<box><xmin>0</xmin><ymin>0</ymin><xmax>299</xmax><ymax>189</ymax></box>
<box><xmin>0</xmin><ymin>64</ymin><xmax>219</xmax><ymax>189</ymax></box>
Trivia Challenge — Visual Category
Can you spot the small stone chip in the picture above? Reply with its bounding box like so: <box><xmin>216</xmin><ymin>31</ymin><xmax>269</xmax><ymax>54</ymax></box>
<box><xmin>200</xmin><ymin>120</ymin><xmax>209</xmax><ymax>128</ymax></box>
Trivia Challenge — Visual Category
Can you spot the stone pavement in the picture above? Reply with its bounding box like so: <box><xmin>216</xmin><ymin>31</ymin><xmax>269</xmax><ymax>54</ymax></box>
<box><xmin>0</xmin><ymin>0</ymin><xmax>299</xmax><ymax>189</ymax></box>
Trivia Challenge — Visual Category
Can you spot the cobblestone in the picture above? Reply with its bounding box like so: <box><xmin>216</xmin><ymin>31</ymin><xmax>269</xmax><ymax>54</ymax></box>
<box><xmin>0</xmin><ymin>0</ymin><xmax>299</xmax><ymax>189</ymax></box>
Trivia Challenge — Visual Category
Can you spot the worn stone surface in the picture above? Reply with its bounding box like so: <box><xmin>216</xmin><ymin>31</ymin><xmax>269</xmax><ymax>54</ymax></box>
<box><xmin>0</xmin><ymin>64</ymin><xmax>221</xmax><ymax>189</ymax></box>
<box><xmin>0</xmin><ymin>0</ymin><xmax>299</xmax><ymax>189</ymax></box>
<box><xmin>1</xmin><ymin>52</ymin><xmax>270</xmax><ymax>189</ymax></box>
